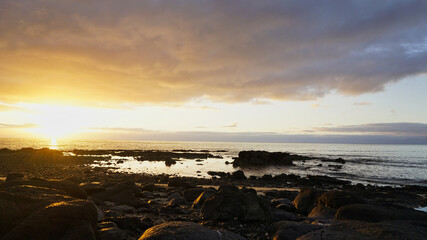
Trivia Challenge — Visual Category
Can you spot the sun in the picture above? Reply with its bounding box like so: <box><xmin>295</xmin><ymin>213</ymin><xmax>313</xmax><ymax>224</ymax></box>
<box><xmin>27</xmin><ymin>104</ymin><xmax>90</xmax><ymax>140</ymax></box>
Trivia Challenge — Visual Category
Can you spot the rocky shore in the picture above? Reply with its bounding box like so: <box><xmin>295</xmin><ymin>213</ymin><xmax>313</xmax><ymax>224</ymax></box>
<box><xmin>0</xmin><ymin>148</ymin><xmax>426</xmax><ymax>240</ymax></box>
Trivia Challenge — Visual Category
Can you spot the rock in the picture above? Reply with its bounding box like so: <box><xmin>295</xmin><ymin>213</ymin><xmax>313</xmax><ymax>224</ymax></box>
<box><xmin>2</xmin><ymin>200</ymin><xmax>97</xmax><ymax>240</ymax></box>
<box><xmin>218</xmin><ymin>184</ymin><xmax>239</xmax><ymax>192</ymax></box>
<box><xmin>272</xmin><ymin>208</ymin><xmax>298</xmax><ymax>221</ymax></box>
<box><xmin>265</xmin><ymin>190</ymin><xmax>299</xmax><ymax>200</ymax></box>
<box><xmin>0</xmin><ymin>198</ymin><xmax>24</xmax><ymax>236</ymax></box>
<box><xmin>110</xmin><ymin>205</ymin><xmax>137</xmax><ymax>214</ymax></box>
<box><xmin>91</xmin><ymin>181</ymin><xmax>145</xmax><ymax>207</ymax></box>
<box><xmin>231</xmin><ymin>170</ymin><xmax>247</xmax><ymax>180</ymax></box>
<box><xmin>139</xmin><ymin>221</ymin><xmax>246</xmax><ymax>240</ymax></box>
<box><xmin>165</xmin><ymin>158</ymin><xmax>177</xmax><ymax>166</ymax></box>
<box><xmin>273</xmin><ymin>221</ymin><xmax>322</xmax><ymax>240</ymax></box>
<box><xmin>98</xmin><ymin>221</ymin><xmax>118</xmax><ymax>229</ymax></box>
<box><xmin>292</xmin><ymin>188</ymin><xmax>322</xmax><ymax>214</ymax></box>
<box><xmin>233</xmin><ymin>151</ymin><xmax>302</xmax><ymax>167</ymax></box>
<box><xmin>5</xmin><ymin>172</ymin><xmax>24</xmax><ymax>182</ymax></box>
<box><xmin>192</xmin><ymin>190</ymin><xmax>216</xmax><ymax>209</ymax></box>
<box><xmin>297</xmin><ymin>220</ymin><xmax>427</xmax><ymax>240</ymax></box>
<box><xmin>168</xmin><ymin>178</ymin><xmax>196</xmax><ymax>189</ymax></box>
<box><xmin>201</xmin><ymin>188</ymin><xmax>272</xmax><ymax>222</ymax></box>
<box><xmin>97</xmin><ymin>227</ymin><xmax>128</xmax><ymax>240</ymax></box>
<box><xmin>183</xmin><ymin>188</ymin><xmax>208</xmax><ymax>202</ymax></box>
<box><xmin>272</xmin><ymin>198</ymin><xmax>296</xmax><ymax>212</ymax></box>
<box><xmin>104</xmin><ymin>216</ymin><xmax>153</xmax><ymax>234</ymax></box>
<box><xmin>141</xmin><ymin>183</ymin><xmax>160</xmax><ymax>192</ymax></box>
<box><xmin>318</xmin><ymin>190</ymin><xmax>366</xmax><ymax>208</ymax></box>
<box><xmin>307</xmin><ymin>205</ymin><xmax>336</xmax><ymax>219</ymax></box>
<box><xmin>335</xmin><ymin>204</ymin><xmax>427</xmax><ymax>222</ymax></box>
<box><xmin>169</xmin><ymin>196</ymin><xmax>188</xmax><ymax>206</ymax></box>
<box><xmin>168</xmin><ymin>192</ymin><xmax>183</xmax><ymax>201</ymax></box>
<box><xmin>306</xmin><ymin>175</ymin><xmax>350</xmax><ymax>186</ymax></box>
<box><xmin>80</xmin><ymin>182</ymin><xmax>106</xmax><ymax>195</ymax></box>
<box><xmin>3</xmin><ymin>178</ymin><xmax>87</xmax><ymax>199</ymax></box>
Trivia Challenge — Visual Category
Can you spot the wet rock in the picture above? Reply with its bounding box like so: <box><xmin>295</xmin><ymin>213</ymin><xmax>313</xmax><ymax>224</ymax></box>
<box><xmin>318</xmin><ymin>190</ymin><xmax>366</xmax><ymax>208</ymax></box>
<box><xmin>5</xmin><ymin>172</ymin><xmax>24</xmax><ymax>182</ymax></box>
<box><xmin>169</xmin><ymin>196</ymin><xmax>188</xmax><ymax>206</ymax></box>
<box><xmin>104</xmin><ymin>216</ymin><xmax>153</xmax><ymax>234</ymax></box>
<box><xmin>201</xmin><ymin>187</ymin><xmax>272</xmax><ymax>222</ymax></box>
<box><xmin>165</xmin><ymin>158</ymin><xmax>177</xmax><ymax>166</ymax></box>
<box><xmin>272</xmin><ymin>198</ymin><xmax>296</xmax><ymax>212</ymax></box>
<box><xmin>141</xmin><ymin>183</ymin><xmax>160</xmax><ymax>192</ymax></box>
<box><xmin>97</xmin><ymin>227</ymin><xmax>128</xmax><ymax>240</ymax></box>
<box><xmin>2</xmin><ymin>200</ymin><xmax>97</xmax><ymax>240</ymax></box>
<box><xmin>306</xmin><ymin>175</ymin><xmax>350</xmax><ymax>186</ymax></box>
<box><xmin>168</xmin><ymin>178</ymin><xmax>196</xmax><ymax>189</ymax></box>
<box><xmin>183</xmin><ymin>188</ymin><xmax>207</xmax><ymax>202</ymax></box>
<box><xmin>273</xmin><ymin>221</ymin><xmax>322</xmax><ymax>240</ymax></box>
<box><xmin>3</xmin><ymin>178</ymin><xmax>87</xmax><ymax>199</ymax></box>
<box><xmin>168</xmin><ymin>192</ymin><xmax>183</xmax><ymax>201</ymax></box>
<box><xmin>110</xmin><ymin>205</ymin><xmax>137</xmax><ymax>214</ymax></box>
<box><xmin>297</xmin><ymin>220</ymin><xmax>427</xmax><ymax>240</ymax></box>
<box><xmin>139</xmin><ymin>221</ymin><xmax>246</xmax><ymax>240</ymax></box>
<box><xmin>233</xmin><ymin>151</ymin><xmax>302</xmax><ymax>167</ymax></box>
<box><xmin>272</xmin><ymin>209</ymin><xmax>298</xmax><ymax>221</ymax></box>
<box><xmin>335</xmin><ymin>204</ymin><xmax>427</xmax><ymax>222</ymax></box>
<box><xmin>292</xmin><ymin>188</ymin><xmax>323</xmax><ymax>214</ymax></box>
<box><xmin>192</xmin><ymin>190</ymin><xmax>216</xmax><ymax>209</ymax></box>
<box><xmin>91</xmin><ymin>181</ymin><xmax>144</xmax><ymax>207</ymax></box>
<box><xmin>307</xmin><ymin>205</ymin><xmax>336</xmax><ymax>219</ymax></box>
<box><xmin>231</xmin><ymin>170</ymin><xmax>247</xmax><ymax>180</ymax></box>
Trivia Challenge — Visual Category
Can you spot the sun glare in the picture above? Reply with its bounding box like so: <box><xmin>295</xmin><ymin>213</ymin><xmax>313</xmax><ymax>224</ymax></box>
<box><xmin>26</xmin><ymin>104</ymin><xmax>91</xmax><ymax>140</ymax></box>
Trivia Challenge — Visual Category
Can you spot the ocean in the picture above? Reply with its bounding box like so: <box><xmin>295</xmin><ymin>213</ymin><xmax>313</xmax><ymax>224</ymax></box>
<box><xmin>1</xmin><ymin>138</ymin><xmax>426</xmax><ymax>187</ymax></box>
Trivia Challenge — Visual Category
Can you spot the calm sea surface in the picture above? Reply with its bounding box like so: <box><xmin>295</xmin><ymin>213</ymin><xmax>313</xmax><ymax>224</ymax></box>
<box><xmin>1</xmin><ymin>138</ymin><xmax>426</xmax><ymax>187</ymax></box>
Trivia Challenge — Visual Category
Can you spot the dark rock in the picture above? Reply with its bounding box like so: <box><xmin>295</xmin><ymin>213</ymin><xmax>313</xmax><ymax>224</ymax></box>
<box><xmin>138</xmin><ymin>221</ymin><xmax>246</xmax><ymax>240</ymax></box>
<box><xmin>3</xmin><ymin>178</ymin><xmax>87</xmax><ymax>199</ymax></box>
<box><xmin>165</xmin><ymin>159</ymin><xmax>177</xmax><ymax>166</ymax></box>
<box><xmin>233</xmin><ymin>151</ymin><xmax>303</xmax><ymax>167</ymax></box>
<box><xmin>104</xmin><ymin>216</ymin><xmax>153</xmax><ymax>234</ymax></box>
<box><xmin>5</xmin><ymin>172</ymin><xmax>24</xmax><ymax>182</ymax></box>
<box><xmin>167</xmin><ymin>192</ymin><xmax>182</xmax><ymax>201</ymax></box>
<box><xmin>218</xmin><ymin>184</ymin><xmax>239</xmax><ymax>192</ymax></box>
<box><xmin>168</xmin><ymin>178</ymin><xmax>196</xmax><ymax>189</ymax></box>
<box><xmin>141</xmin><ymin>183</ymin><xmax>161</xmax><ymax>192</ymax></box>
<box><xmin>321</xmin><ymin>158</ymin><xmax>345</xmax><ymax>164</ymax></box>
<box><xmin>306</xmin><ymin>175</ymin><xmax>350</xmax><ymax>186</ymax></box>
<box><xmin>231</xmin><ymin>170</ymin><xmax>247</xmax><ymax>180</ymax></box>
<box><xmin>169</xmin><ymin>197</ymin><xmax>188</xmax><ymax>206</ymax></box>
<box><xmin>192</xmin><ymin>190</ymin><xmax>216</xmax><ymax>209</ymax></box>
<box><xmin>2</xmin><ymin>200</ymin><xmax>97</xmax><ymax>240</ymax></box>
<box><xmin>201</xmin><ymin>188</ymin><xmax>272</xmax><ymax>222</ymax></box>
<box><xmin>264</xmin><ymin>190</ymin><xmax>299</xmax><ymax>200</ymax></box>
<box><xmin>273</xmin><ymin>220</ymin><xmax>322</xmax><ymax>240</ymax></box>
<box><xmin>183</xmin><ymin>188</ymin><xmax>206</xmax><ymax>202</ymax></box>
<box><xmin>272</xmin><ymin>208</ymin><xmax>298</xmax><ymax>221</ymax></box>
<box><xmin>97</xmin><ymin>227</ymin><xmax>128</xmax><ymax>240</ymax></box>
<box><xmin>91</xmin><ymin>181</ymin><xmax>144</xmax><ymax>207</ymax></box>
<box><xmin>307</xmin><ymin>205</ymin><xmax>336</xmax><ymax>219</ymax></box>
<box><xmin>318</xmin><ymin>190</ymin><xmax>366</xmax><ymax>208</ymax></box>
<box><xmin>297</xmin><ymin>220</ymin><xmax>427</xmax><ymax>240</ymax></box>
<box><xmin>292</xmin><ymin>188</ymin><xmax>323</xmax><ymax>214</ymax></box>
<box><xmin>335</xmin><ymin>204</ymin><xmax>427</xmax><ymax>222</ymax></box>
<box><xmin>80</xmin><ymin>182</ymin><xmax>106</xmax><ymax>195</ymax></box>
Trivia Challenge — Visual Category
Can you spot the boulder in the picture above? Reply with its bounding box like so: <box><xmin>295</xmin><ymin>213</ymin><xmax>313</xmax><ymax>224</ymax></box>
<box><xmin>273</xmin><ymin>221</ymin><xmax>322</xmax><ymax>240</ymax></box>
<box><xmin>292</xmin><ymin>188</ymin><xmax>322</xmax><ymax>214</ymax></box>
<box><xmin>183</xmin><ymin>188</ymin><xmax>214</xmax><ymax>202</ymax></box>
<box><xmin>201</xmin><ymin>188</ymin><xmax>272</xmax><ymax>222</ymax></box>
<box><xmin>103</xmin><ymin>216</ymin><xmax>153</xmax><ymax>234</ymax></box>
<box><xmin>139</xmin><ymin>221</ymin><xmax>246</xmax><ymax>240</ymax></box>
<box><xmin>231</xmin><ymin>170</ymin><xmax>247</xmax><ymax>180</ymax></box>
<box><xmin>97</xmin><ymin>227</ymin><xmax>128</xmax><ymax>240</ymax></box>
<box><xmin>91</xmin><ymin>181</ymin><xmax>144</xmax><ymax>207</ymax></box>
<box><xmin>5</xmin><ymin>172</ymin><xmax>24</xmax><ymax>182</ymax></box>
<box><xmin>307</xmin><ymin>205</ymin><xmax>336</xmax><ymax>219</ymax></box>
<box><xmin>167</xmin><ymin>178</ymin><xmax>196</xmax><ymax>189</ymax></box>
<box><xmin>297</xmin><ymin>220</ymin><xmax>427</xmax><ymax>240</ymax></box>
<box><xmin>318</xmin><ymin>190</ymin><xmax>365</xmax><ymax>208</ymax></box>
<box><xmin>1</xmin><ymin>200</ymin><xmax>98</xmax><ymax>240</ymax></box>
<box><xmin>192</xmin><ymin>190</ymin><xmax>216</xmax><ymax>209</ymax></box>
<box><xmin>233</xmin><ymin>151</ymin><xmax>301</xmax><ymax>167</ymax></box>
<box><xmin>335</xmin><ymin>204</ymin><xmax>427</xmax><ymax>222</ymax></box>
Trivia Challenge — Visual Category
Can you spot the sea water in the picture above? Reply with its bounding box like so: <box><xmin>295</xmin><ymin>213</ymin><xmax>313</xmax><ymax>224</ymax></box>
<box><xmin>1</xmin><ymin>138</ymin><xmax>426</xmax><ymax>186</ymax></box>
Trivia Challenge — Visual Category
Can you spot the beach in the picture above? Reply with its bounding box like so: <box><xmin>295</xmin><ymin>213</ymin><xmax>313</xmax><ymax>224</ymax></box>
<box><xmin>0</xmin><ymin>147</ymin><xmax>426</xmax><ymax>239</ymax></box>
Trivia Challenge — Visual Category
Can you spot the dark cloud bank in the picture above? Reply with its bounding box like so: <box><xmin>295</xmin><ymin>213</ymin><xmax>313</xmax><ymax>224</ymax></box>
<box><xmin>89</xmin><ymin>122</ymin><xmax>427</xmax><ymax>144</ymax></box>
<box><xmin>1</xmin><ymin>0</ymin><xmax>427</xmax><ymax>104</ymax></box>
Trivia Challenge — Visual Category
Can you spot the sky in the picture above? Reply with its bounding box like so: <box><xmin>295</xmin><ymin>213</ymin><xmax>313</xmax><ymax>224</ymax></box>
<box><xmin>1</xmin><ymin>0</ymin><xmax>427</xmax><ymax>144</ymax></box>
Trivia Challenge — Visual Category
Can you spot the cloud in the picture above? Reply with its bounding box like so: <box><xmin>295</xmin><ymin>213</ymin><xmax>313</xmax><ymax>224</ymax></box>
<box><xmin>82</xmin><ymin>125</ymin><xmax>427</xmax><ymax>144</ymax></box>
<box><xmin>222</xmin><ymin>122</ymin><xmax>238</xmax><ymax>128</ymax></box>
<box><xmin>0</xmin><ymin>104</ymin><xmax>26</xmax><ymax>112</ymax></box>
<box><xmin>0</xmin><ymin>123</ymin><xmax>37</xmax><ymax>129</ymax></box>
<box><xmin>353</xmin><ymin>102</ymin><xmax>372</xmax><ymax>106</ymax></box>
<box><xmin>315</xmin><ymin>122</ymin><xmax>427</xmax><ymax>136</ymax></box>
<box><xmin>1</xmin><ymin>0</ymin><xmax>427</xmax><ymax>105</ymax></box>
